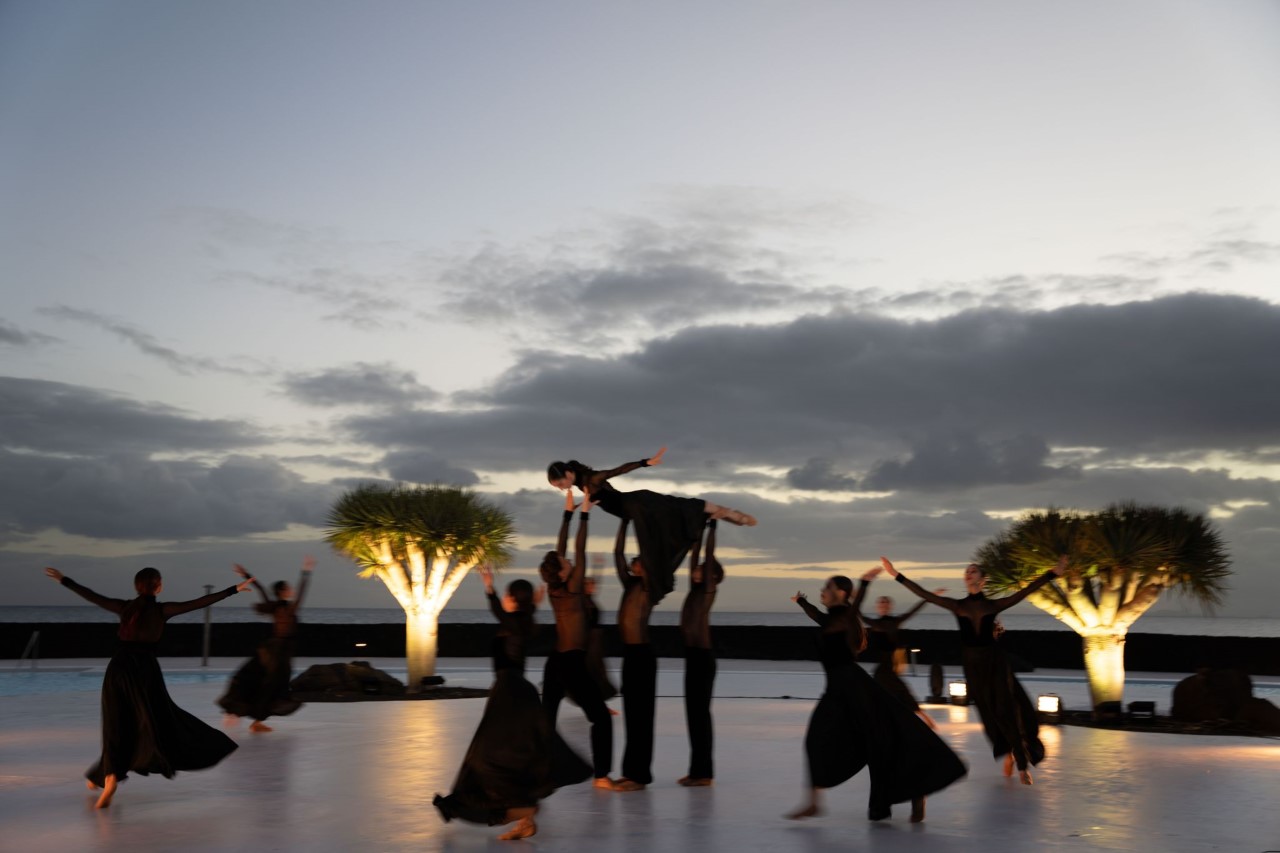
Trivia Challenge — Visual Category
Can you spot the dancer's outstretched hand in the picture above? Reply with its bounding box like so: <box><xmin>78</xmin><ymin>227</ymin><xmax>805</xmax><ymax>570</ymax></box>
<box><xmin>933</xmin><ymin>588</ymin><xmax>948</xmax><ymax>596</ymax></box>
<box><xmin>860</xmin><ymin>566</ymin><xmax>883</xmax><ymax>582</ymax></box>
<box><xmin>879</xmin><ymin>556</ymin><xmax>899</xmax><ymax>578</ymax></box>
<box><xmin>236</xmin><ymin>576</ymin><xmax>256</xmax><ymax>593</ymax></box>
<box><xmin>582</xmin><ymin>486</ymin><xmax>598</xmax><ymax>513</ymax></box>
<box><xmin>478</xmin><ymin>563</ymin><xmax>495</xmax><ymax>593</ymax></box>
<box><xmin>233</xmin><ymin>564</ymin><xmax>250</xmax><ymax>579</ymax></box>
<box><xmin>44</xmin><ymin>567</ymin><xmax>64</xmax><ymax>583</ymax></box>
<box><xmin>647</xmin><ymin>446</ymin><xmax>667</xmax><ymax>467</ymax></box>
<box><xmin>1052</xmin><ymin>554</ymin><xmax>1070</xmax><ymax>576</ymax></box>
<box><xmin>302</xmin><ymin>555</ymin><xmax>316</xmax><ymax>574</ymax></box>
<box><xmin>563</xmin><ymin>490</ymin><xmax>577</xmax><ymax>512</ymax></box>
<box><xmin>790</xmin><ymin>590</ymin><xmax>807</xmax><ymax>603</ymax></box>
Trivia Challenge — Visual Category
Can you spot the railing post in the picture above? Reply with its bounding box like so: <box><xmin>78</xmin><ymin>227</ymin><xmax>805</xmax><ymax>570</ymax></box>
<box><xmin>202</xmin><ymin>584</ymin><xmax>214</xmax><ymax>666</ymax></box>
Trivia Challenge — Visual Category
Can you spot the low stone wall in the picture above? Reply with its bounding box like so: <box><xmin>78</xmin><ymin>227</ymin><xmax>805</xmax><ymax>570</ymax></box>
<box><xmin>3</xmin><ymin>622</ymin><xmax>1277</xmax><ymax>675</ymax></box>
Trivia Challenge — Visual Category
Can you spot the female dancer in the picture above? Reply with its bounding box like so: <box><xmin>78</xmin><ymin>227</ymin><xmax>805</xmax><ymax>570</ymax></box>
<box><xmin>434</xmin><ymin>565</ymin><xmax>591</xmax><ymax>841</ymax></box>
<box><xmin>539</xmin><ymin>489</ymin><xmax>617</xmax><ymax>789</ymax></box>
<box><xmin>612</xmin><ymin>517</ymin><xmax>655</xmax><ymax>791</ymax></box>
<box><xmin>547</xmin><ymin>447</ymin><xmax>755</xmax><ymax>603</ymax></box>
<box><xmin>679</xmin><ymin>518</ymin><xmax>720</xmax><ymax>787</ymax></box>
<box><xmin>855</xmin><ymin>567</ymin><xmax>946</xmax><ymax>725</ymax></box>
<box><xmin>43</xmin><ymin>565</ymin><xmax>251</xmax><ymax>808</ymax></box>
<box><xmin>787</xmin><ymin>576</ymin><xmax>966</xmax><ymax>823</ymax></box>
<box><xmin>881</xmin><ymin>554</ymin><xmax>1068</xmax><ymax>784</ymax></box>
<box><xmin>218</xmin><ymin>557</ymin><xmax>314</xmax><ymax>731</ymax></box>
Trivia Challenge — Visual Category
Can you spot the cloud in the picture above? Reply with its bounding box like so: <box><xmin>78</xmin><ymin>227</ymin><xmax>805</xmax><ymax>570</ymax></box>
<box><xmin>39</xmin><ymin>306</ymin><xmax>263</xmax><ymax>376</ymax></box>
<box><xmin>0</xmin><ymin>376</ymin><xmax>265</xmax><ymax>455</ymax></box>
<box><xmin>379</xmin><ymin>449</ymin><xmax>479</xmax><ymax>486</ymax></box>
<box><xmin>0</xmin><ymin>451</ymin><xmax>338</xmax><ymax>541</ymax></box>
<box><xmin>786</xmin><ymin>457</ymin><xmax>860</xmax><ymax>491</ymax></box>
<box><xmin>0</xmin><ymin>319</ymin><xmax>57</xmax><ymax>347</ymax></box>
<box><xmin>863</xmin><ymin>433</ymin><xmax>1079</xmax><ymax>491</ymax></box>
<box><xmin>281</xmin><ymin>362</ymin><xmax>439</xmax><ymax>408</ymax></box>
<box><xmin>221</xmin><ymin>269</ymin><xmax>409</xmax><ymax>331</ymax></box>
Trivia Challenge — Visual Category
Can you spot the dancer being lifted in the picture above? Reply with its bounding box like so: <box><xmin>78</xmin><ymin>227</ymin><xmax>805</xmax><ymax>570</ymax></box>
<box><xmin>434</xmin><ymin>565</ymin><xmax>591</xmax><ymax>841</ymax></box>
<box><xmin>218</xmin><ymin>556</ymin><xmax>314</xmax><ymax>732</ymax></box>
<box><xmin>540</xmin><ymin>489</ymin><xmax>617</xmax><ymax>789</ymax></box>
<box><xmin>612</xmin><ymin>516</ymin><xmax>656</xmax><ymax>791</ymax></box>
<box><xmin>547</xmin><ymin>447</ymin><xmax>755</xmax><ymax>603</ymax></box>
<box><xmin>43</xmin><ymin>565</ymin><xmax>251</xmax><ymax>809</ymax></box>
<box><xmin>679</xmin><ymin>518</ymin><xmax>721</xmax><ymax>787</ymax></box>
<box><xmin>786</xmin><ymin>576</ymin><xmax>966</xmax><ymax>824</ymax></box>
<box><xmin>855</xmin><ymin>566</ymin><xmax>946</xmax><ymax>727</ymax></box>
<box><xmin>881</xmin><ymin>554</ymin><xmax>1068</xmax><ymax>784</ymax></box>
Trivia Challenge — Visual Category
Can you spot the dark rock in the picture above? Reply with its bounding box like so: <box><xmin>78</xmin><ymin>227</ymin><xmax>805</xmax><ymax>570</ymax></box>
<box><xmin>291</xmin><ymin>661</ymin><xmax>406</xmax><ymax>698</ymax></box>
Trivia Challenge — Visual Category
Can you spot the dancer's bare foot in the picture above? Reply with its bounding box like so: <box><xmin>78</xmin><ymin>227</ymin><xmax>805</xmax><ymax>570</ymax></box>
<box><xmin>612</xmin><ymin>778</ymin><xmax>646</xmax><ymax>792</ymax></box>
<box><xmin>249</xmin><ymin>721</ymin><xmax>273</xmax><ymax>733</ymax></box>
<box><xmin>910</xmin><ymin>798</ymin><xmax>926</xmax><ymax>823</ymax></box>
<box><xmin>86</xmin><ymin>779</ymin><xmax>99</xmax><ymax>791</ymax></box>
<box><xmin>1019</xmin><ymin>769</ymin><xmax>1033</xmax><ymax>786</ymax></box>
<box><xmin>608</xmin><ymin>707</ymin><xmax>620</xmax><ymax>716</ymax></box>
<box><xmin>677</xmin><ymin>776</ymin><xmax>713</xmax><ymax>787</ymax></box>
<box><xmin>786</xmin><ymin>803</ymin><xmax>821</xmax><ymax>820</ymax></box>
<box><xmin>592</xmin><ymin>777</ymin><xmax>617</xmax><ymax>790</ymax></box>
<box><xmin>223</xmin><ymin>713</ymin><xmax>240</xmax><ymax>727</ymax></box>
<box><xmin>498</xmin><ymin>817</ymin><xmax>537</xmax><ymax>840</ymax></box>
<box><xmin>1002</xmin><ymin>754</ymin><xmax>1015</xmax><ymax>777</ymax></box>
<box><xmin>711</xmin><ymin>507</ymin><xmax>757</xmax><ymax>527</ymax></box>
<box><xmin>95</xmin><ymin>774</ymin><xmax>117</xmax><ymax>809</ymax></box>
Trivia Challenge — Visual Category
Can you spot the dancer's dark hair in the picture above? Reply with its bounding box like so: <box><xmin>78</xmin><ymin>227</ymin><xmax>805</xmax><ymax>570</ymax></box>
<box><xmin>694</xmin><ymin>557</ymin><xmax>724</xmax><ymax>587</ymax></box>
<box><xmin>546</xmin><ymin>460</ymin><xmax>585</xmax><ymax>484</ymax></box>
<box><xmin>134</xmin><ymin>567</ymin><xmax>161</xmax><ymax>595</ymax></box>
<box><xmin>507</xmin><ymin>579</ymin><xmax>535</xmax><ymax>612</ymax></box>
<box><xmin>829</xmin><ymin>575</ymin><xmax>854</xmax><ymax>600</ymax></box>
<box><xmin>272</xmin><ymin>580</ymin><xmax>289</xmax><ymax>597</ymax></box>
<box><xmin>539</xmin><ymin>551</ymin><xmax>563</xmax><ymax>586</ymax></box>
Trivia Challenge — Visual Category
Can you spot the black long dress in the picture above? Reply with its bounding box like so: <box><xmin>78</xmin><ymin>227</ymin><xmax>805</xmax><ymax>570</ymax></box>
<box><xmin>856</xmin><ymin>582</ymin><xmax>928</xmax><ymax>711</ymax></box>
<box><xmin>561</xmin><ymin>459</ymin><xmax>705</xmax><ymax>603</ymax></box>
<box><xmin>434</xmin><ymin>593</ymin><xmax>591</xmax><ymax>825</ymax></box>
<box><xmin>217</xmin><ymin>572</ymin><xmax>308</xmax><ymax>722</ymax></box>
<box><xmin>59</xmin><ymin>577</ymin><xmax>240</xmax><ymax>786</ymax></box>
<box><xmin>894</xmin><ymin>571</ymin><xmax>1058</xmax><ymax>770</ymax></box>
<box><xmin>796</xmin><ymin>597</ymin><xmax>966</xmax><ymax>817</ymax></box>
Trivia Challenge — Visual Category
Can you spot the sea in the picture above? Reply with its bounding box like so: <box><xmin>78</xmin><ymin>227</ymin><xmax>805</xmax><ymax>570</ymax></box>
<box><xmin>2</xmin><ymin>606</ymin><xmax>1278</xmax><ymax>637</ymax></box>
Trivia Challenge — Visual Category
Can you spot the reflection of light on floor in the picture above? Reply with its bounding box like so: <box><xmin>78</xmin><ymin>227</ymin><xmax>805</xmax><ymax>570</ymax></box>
<box><xmin>1039</xmin><ymin>724</ymin><xmax>1062</xmax><ymax>753</ymax></box>
<box><xmin>946</xmin><ymin>705</ymin><xmax>970</xmax><ymax>725</ymax></box>
<box><xmin>1179</xmin><ymin>743</ymin><xmax>1280</xmax><ymax>762</ymax></box>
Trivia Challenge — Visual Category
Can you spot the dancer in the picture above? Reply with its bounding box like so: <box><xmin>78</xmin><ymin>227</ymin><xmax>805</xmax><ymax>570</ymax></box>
<box><xmin>786</xmin><ymin>576</ymin><xmax>966</xmax><ymax>823</ymax></box>
<box><xmin>218</xmin><ymin>556</ymin><xmax>314</xmax><ymax>732</ymax></box>
<box><xmin>855</xmin><ymin>567</ymin><xmax>946</xmax><ymax>725</ymax></box>
<box><xmin>547</xmin><ymin>448</ymin><xmax>756</xmax><ymax>602</ymax></box>
<box><xmin>434</xmin><ymin>565</ymin><xmax>591</xmax><ymax>841</ymax></box>
<box><xmin>43</xmin><ymin>565</ymin><xmax>251</xmax><ymax>808</ymax></box>
<box><xmin>582</xmin><ymin>576</ymin><xmax>620</xmax><ymax>707</ymax></box>
<box><xmin>881</xmin><ymin>554</ymin><xmax>1069</xmax><ymax>784</ymax></box>
<box><xmin>540</xmin><ymin>489</ymin><xmax>616</xmax><ymax>789</ymax></box>
<box><xmin>612</xmin><ymin>516</ymin><xmax>656</xmax><ymax>791</ymax></box>
<box><xmin>678</xmin><ymin>518</ymin><xmax>721</xmax><ymax>787</ymax></box>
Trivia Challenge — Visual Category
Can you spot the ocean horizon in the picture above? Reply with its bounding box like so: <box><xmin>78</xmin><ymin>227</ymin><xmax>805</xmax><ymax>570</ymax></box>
<box><xmin>3</xmin><ymin>605</ymin><xmax>1278</xmax><ymax>637</ymax></box>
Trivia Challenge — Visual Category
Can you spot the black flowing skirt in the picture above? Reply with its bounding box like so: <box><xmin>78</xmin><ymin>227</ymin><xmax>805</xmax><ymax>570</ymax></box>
<box><xmin>873</xmin><ymin>658</ymin><xmax>921</xmax><ymax>711</ymax></box>
<box><xmin>962</xmin><ymin>645</ymin><xmax>1045</xmax><ymax>766</ymax></box>
<box><xmin>434</xmin><ymin>669</ymin><xmax>591</xmax><ymax>825</ymax></box>
<box><xmin>217</xmin><ymin>638</ymin><xmax>303</xmax><ymax>721</ymax></box>
<box><xmin>88</xmin><ymin>643</ymin><xmax>237</xmax><ymax>785</ymax></box>
<box><xmin>805</xmin><ymin>663</ymin><xmax>965</xmax><ymax>810</ymax></box>
<box><xmin>610</xmin><ymin>489</ymin><xmax>706</xmax><ymax>604</ymax></box>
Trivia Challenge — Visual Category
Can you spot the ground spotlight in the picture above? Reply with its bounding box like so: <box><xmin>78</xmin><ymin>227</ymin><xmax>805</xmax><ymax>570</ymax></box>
<box><xmin>948</xmin><ymin>680</ymin><xmax>970</xmax><ymax>705</ymax></box>
<box><xmin>1037</xmin><ymin>692</ymin><xmax>1061</xmax><ymax>723</ymax></box>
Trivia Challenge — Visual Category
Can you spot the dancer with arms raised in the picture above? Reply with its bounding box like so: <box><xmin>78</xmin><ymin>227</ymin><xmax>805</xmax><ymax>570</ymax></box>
<box><xmin>43</xmin><ymin>565</ymin><xmax>251</xmax><ymax>808</ymax></box>
<box><xmin>880</xmin><ymin>554</ymin><xmax>1069</xmax><ymax>784</ymax></box>
<box><xmin>679</xmin><ymin>518</ymin><xmax>721</xmax><ymax>787</ymax></box>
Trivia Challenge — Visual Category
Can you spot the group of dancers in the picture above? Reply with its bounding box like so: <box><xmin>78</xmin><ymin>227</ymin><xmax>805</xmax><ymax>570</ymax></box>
<box><xmin>42</xmin><ymin>447</ymin><xmax>1069</xmax><ymax>841</ymax></box>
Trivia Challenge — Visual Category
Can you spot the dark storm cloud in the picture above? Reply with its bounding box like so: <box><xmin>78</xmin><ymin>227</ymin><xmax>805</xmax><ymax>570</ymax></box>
<box><xmin>281</xmin><ymin>362</ymin><xmax>439</xmax><ymax>408</ymax></box>
<box><xmin>0</xmin><ymin>451</ymin><xmax>338</xmax><ymax>541</ymax></box>
<box><xmin>862</xmin><ymin>434</ymin><xmax>1078</xmax><ymax>491</ymax></box>
<box><xmin>786</xmin><ymin>457</ymin><xmax>860</xmax><ymax>491</ymax></box>
<box><xmin>0</xmin><ymin>319</ymin><xmax>57</xmax><ymax>346</ymax></box>
<box><xmin>0</xmin><ymin>376</ymin><xmax>265</xmax><ymax>455</ymax></box>
<box><xmin>39</xmin><ymin>306</ymin><xmax>263</xmax><ymax>376</ymax></box>
<box><xmin>379</xmin><ymin>450</ymin><xmax>480</xmax><ymax>486</ymax></box>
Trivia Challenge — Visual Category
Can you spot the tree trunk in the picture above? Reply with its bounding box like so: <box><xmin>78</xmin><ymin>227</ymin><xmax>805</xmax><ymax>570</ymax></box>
<box><xmin>405</xmin><ymin>609</ymin><xmax>439</xmax><ymax>691</ymax></box>
<box><xmin>1082</xmin><ymin>631</ymin><xmax>1127</xmax><ymax>708</ymax></box>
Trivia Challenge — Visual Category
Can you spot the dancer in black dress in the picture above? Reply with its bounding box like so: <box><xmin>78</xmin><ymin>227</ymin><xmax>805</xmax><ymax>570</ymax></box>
<box><xmin>786</xmin><ymin>576</ymin><xmax>966</xmax><ymax>823</ymax></box>
<box><xmin>218</xmin><ymin>556</ymin><xmax>314</xmax><ymax>731</ymax></box>
<box><xmin>679</xmin><ymin>518</ymin><xmax>720</xmax><ymax>787</ymax></box>
<box><xmin>612</xmin><ymin>516</ymin><xmax>656</xmax><ymax>791</ymax></box>
<box><xmin>540</xmin><ymin>489</ymin><xmax>617</xmax><ymax>789</ymax></box>
<box><xmin>434</xmin><ymin>565</ymin><xmax>591</xmax><ymax>840</ymax></box>
<box><xmin>854</xmin><ymin>567</ymin><xmax>946</xmax><ymax>726</ymax></box>
<box><xmin>43</xmin><ymin>565</ymin><xmax>251</xmax><ymax>808</ymax></box>
<box><xmin>881</xmin><ymin>554</ymin><xmax>1068</xmax><ymax>784</ymax></box>
<box><xmin>547</xmin><ymin>447</ymin><xmax>756</xmax><ymax>603</ymax></box>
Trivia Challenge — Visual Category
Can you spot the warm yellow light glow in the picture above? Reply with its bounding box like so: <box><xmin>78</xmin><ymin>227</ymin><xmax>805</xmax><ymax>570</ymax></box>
<box><xmin>949</xmin><ymin>680</ymin><xmax>967</xmax><ymax>698</ymax></box>
<box><xmin>355</xmin><ymin>642</ymin><xmax>367</xmax><ymax>648</ymax></box>
<box><xmin>1037</xmin><ymin>693</ymin><xmax>1061</xmax><ymax>713</ymax></box>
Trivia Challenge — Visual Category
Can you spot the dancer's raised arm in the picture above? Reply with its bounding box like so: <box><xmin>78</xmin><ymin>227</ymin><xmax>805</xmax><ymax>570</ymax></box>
<box><xmin>45</xmin><ymin>567</ymin><xmax>126</xmax><ymax>614</ymax></box>
<box><xmin>792</xmin><ymin>590</ymin><xmax>827</xmax><ymax>626</ymax></box>
<box><xmin>582</xmin><ymin>447</ymin><xmax>666</xmax><ymax>489</ymax></box>
<box><xmin>703</xmin><ymin>519</ymin><xmax>718</xmax><ymax>596</ymax></box>
<box><xmin>568</xmin><ymin>489</ymin><xmax>595</xmax><ymax>594</ymax></box>
<box><xmin>291</xmin><ymin>556</ymin><xmax>315</xmax><ymax>614</ymax></box>
<box><xmin>556</xmin><ymin>489</ymin><xmax>575</xmax><ymax>555</ymax></box>
<box><xmin>480</xmin><ymin>564</ymin><xmax>507</xmax><ymax>622</ymax></box>
<box><xmin>987</xmin><ymin>555</ymin><xmax>1069</xmax><ymax>614</ymax></box>
<box><xmin>162</xmin><ymin>571</ymin><xmax>253</xmax><ymax>619</ymax></box>
<box><xmin>881</xmin><ymin>557</ymin><xmax>959</xmax><ymax>613</ymax></box>
<box><xmin>235</xmin><ymin>564</ymin><xmax>272</xmax><ymax>605</ymax></box>
<box><xmin>852</xmin><ymin>566</ymin><xmax>881</xmax><ymax>615</ymax></box>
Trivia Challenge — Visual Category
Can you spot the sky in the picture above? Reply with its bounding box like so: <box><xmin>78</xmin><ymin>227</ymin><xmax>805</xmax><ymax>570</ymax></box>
<box><xmin>2</xmin><ymin>1</ymin><xmax>1279</xmax><ymax>618</ymax></box>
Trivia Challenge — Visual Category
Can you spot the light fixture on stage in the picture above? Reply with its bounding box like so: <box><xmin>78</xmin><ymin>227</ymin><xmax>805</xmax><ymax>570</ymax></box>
<box><xmin>355</xmin><ymin>642</ymin><xmax>367</xmax><ymax>648</ymax></box>
<box><xmin>1128</xmin><ymin>700</ymin><xmax>1156</xmax><ymax>721</ymax></box>
<box><xmin>1037</xmin><ymin>693</ymin><xmax>1061</xmax><ymax>723</ymax></box>
<box><xmin>948</xmin><ymin>680</ymin><xmax>970</xmax><ymax>705</ymax></box>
